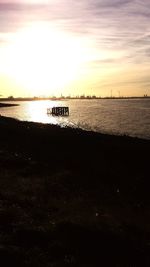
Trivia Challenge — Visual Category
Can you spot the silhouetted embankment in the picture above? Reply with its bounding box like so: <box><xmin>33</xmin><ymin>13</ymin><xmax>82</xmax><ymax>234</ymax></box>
<box><xmin>0</xmin><ymin>115</ymin><xmax>150</xmax><ymax>266</ymax></box>
<box><xmin>0</xmin><ymin>103</ymin><xmax>19</xmax><ymax>108</ymax></box>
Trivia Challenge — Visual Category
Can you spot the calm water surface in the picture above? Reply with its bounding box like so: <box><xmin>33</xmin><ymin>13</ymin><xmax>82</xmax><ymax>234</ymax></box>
<box><xmin>0</xmin><ymin>99</ymin><xmax>150</xmax><ymax>139</ymax></box>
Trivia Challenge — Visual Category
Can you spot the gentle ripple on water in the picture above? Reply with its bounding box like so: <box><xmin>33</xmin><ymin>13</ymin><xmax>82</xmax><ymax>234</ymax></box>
<box><xmin>0</xmin><ymin>99</ymin><xmax>150</xmax><ymax>139</ymax></box>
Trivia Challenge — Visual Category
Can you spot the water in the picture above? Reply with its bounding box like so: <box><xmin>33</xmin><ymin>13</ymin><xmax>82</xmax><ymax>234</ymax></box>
<box><xmin>0</xmin><ymin>99</ymin><xmax>150</xmax><ymax>139</ymax></box>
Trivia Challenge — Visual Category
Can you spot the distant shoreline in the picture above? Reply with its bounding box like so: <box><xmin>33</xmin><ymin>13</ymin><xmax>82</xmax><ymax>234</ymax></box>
<box><xmin>0</xmin><ymin>103</ymin><xmax>19</xmax><ymax>108</ymax></box>
<box><xmin>0</xmin><ymin>96</ymin><xmax>149</xmax><ymax>101</ymax></box>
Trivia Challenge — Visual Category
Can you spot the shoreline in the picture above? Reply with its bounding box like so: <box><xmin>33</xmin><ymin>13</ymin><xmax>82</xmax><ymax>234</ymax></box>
<box><xmin>0</xmin><ymin>103</ymin><xmax>19</xmax><ymax>108</ymax></box>
<box><xmin>0</xmin><ymin>96</ymin><xmax>150</xmax><ymax>101</ymax></box>
<box><xmin>0</xmin><ymin>115</ymin><xmax>150</xmax><ymax>266</ymax></box>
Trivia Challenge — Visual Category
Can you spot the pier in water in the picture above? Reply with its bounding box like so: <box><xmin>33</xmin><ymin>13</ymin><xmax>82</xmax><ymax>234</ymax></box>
<box><xmin>47</xmin><ymin>106</ymin><xmax>69</xmax><ymax>116</ymax></box>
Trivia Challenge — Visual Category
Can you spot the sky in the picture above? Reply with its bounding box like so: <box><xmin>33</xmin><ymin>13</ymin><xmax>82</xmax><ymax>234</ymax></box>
<box><xmin>0</xmin><ymin>0</ymin><xmax>150</xmax><ymax>97</ymax></box>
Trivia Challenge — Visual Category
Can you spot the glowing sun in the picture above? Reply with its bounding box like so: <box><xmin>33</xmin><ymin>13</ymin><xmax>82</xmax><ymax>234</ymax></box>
<box><xmin>4</xmin><ymin>22</ymin><xmax>86</xmax><ymax>96</ymax></box>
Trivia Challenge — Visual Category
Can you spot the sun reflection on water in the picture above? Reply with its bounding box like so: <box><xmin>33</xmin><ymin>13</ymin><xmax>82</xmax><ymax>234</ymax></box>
<box><xmin>26</xmin><ymin>100</ymin><xmax>70</xmax><ymax>127</ymax></box>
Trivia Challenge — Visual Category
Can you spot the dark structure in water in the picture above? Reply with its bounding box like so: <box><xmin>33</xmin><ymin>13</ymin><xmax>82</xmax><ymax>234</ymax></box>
<box><xmin>47</xmin><ymin>106</ymin><xmax>69</xmax><ymax>116</ymax></box>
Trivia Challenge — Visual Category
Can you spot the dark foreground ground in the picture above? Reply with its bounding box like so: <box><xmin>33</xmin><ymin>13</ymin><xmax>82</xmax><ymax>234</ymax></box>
<box><xmin>0</xmin><ymin>115</ymin><xmax>150</xmax><ymax>266</ymax></box>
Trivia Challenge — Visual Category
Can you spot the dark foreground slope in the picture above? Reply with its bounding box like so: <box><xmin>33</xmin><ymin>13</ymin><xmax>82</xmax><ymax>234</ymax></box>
<box><xmin>0</xmin><ymin>116</ymin><xmax>150</xmax><ymax>267</ymax></box>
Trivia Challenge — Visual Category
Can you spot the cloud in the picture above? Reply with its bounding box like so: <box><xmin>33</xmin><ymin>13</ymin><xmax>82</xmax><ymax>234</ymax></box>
<box><xmin>0</xmin><ymin>0</ymin><xmax>150</xmax><ymax>55</ymax></box>
<box><xmin>0</xmin><ymin>0</ymin><xmax>150</xmax><ymax>94</ymax></box>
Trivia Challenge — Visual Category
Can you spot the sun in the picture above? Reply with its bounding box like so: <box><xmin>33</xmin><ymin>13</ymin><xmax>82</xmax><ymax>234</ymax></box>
<box><xmin>4</xmin><ymin>22</ymin><xmax>86</xmax><ymax>96</ymax></box>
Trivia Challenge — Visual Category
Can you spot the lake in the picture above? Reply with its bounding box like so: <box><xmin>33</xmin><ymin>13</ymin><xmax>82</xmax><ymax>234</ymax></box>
<box><xmin>0</xmin><ymin>99</ymin><xmax>150</xmax><ymax>139</ymax></box>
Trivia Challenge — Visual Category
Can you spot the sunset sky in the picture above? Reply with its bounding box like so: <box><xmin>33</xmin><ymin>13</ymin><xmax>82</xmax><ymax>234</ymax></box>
<box><xmin>0</xmin><ymin>0</ymin><xmax>150</xmax><ymax>97</ymax></box>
